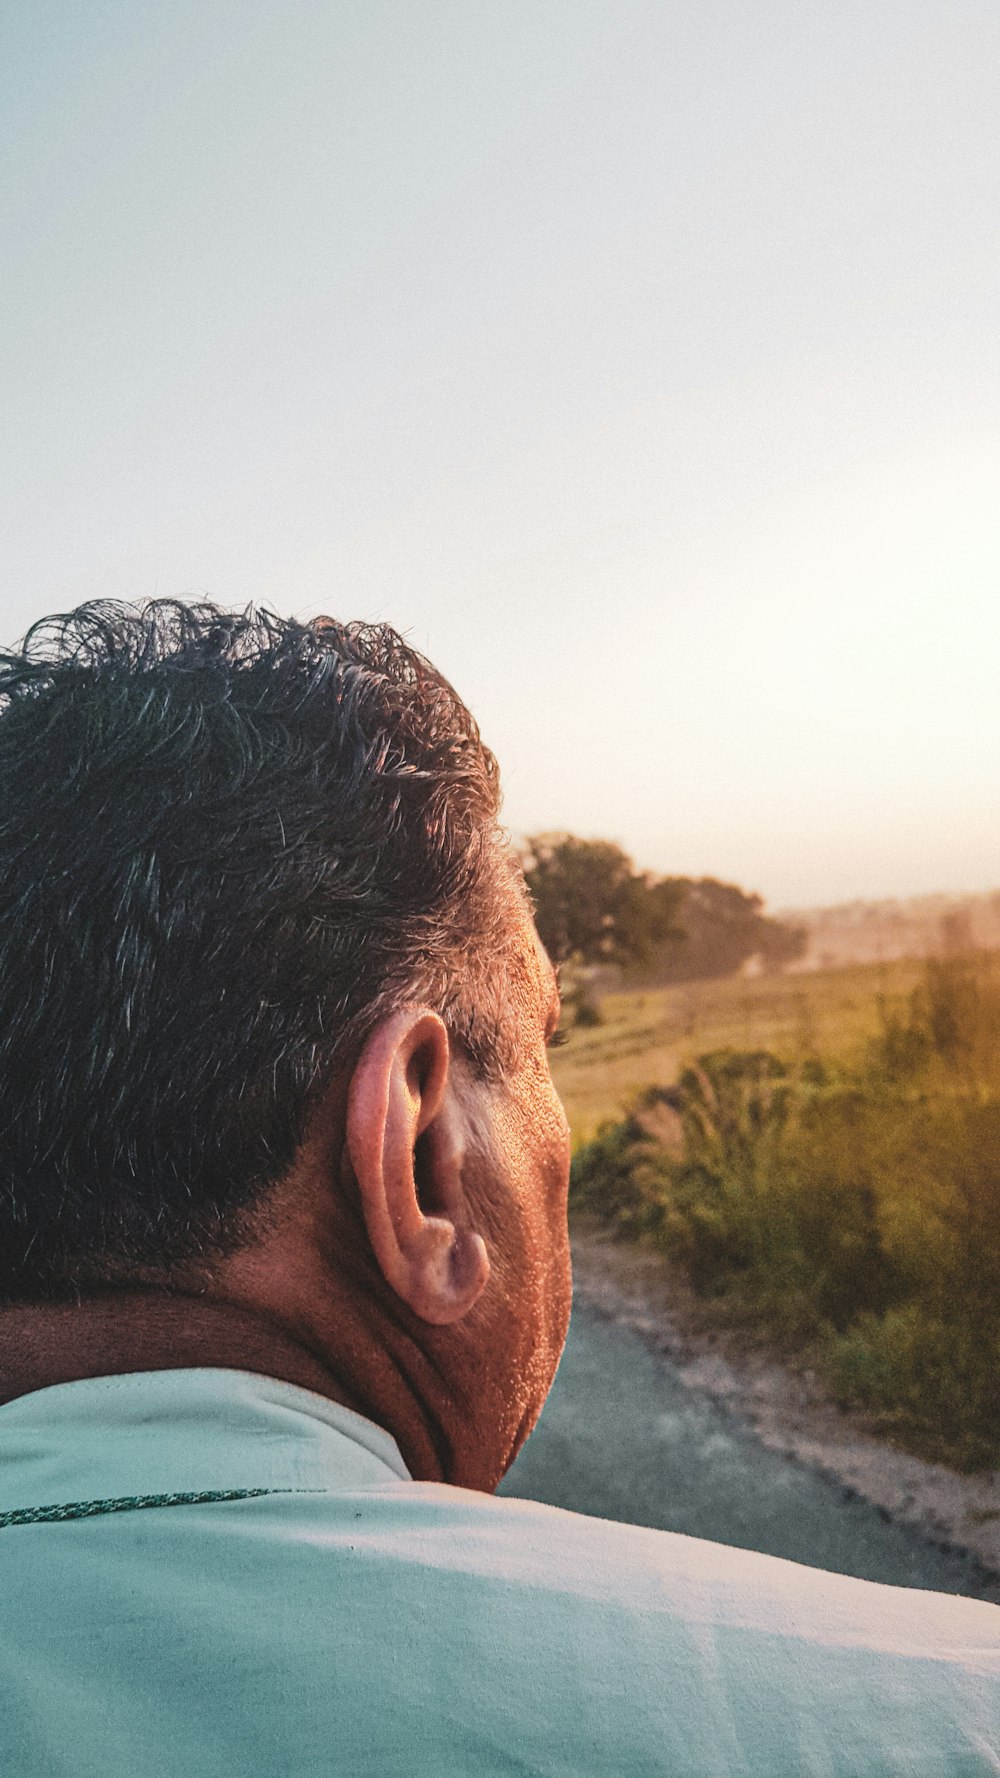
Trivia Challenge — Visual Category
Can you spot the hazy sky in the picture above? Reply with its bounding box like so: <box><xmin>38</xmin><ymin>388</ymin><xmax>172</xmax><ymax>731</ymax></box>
<box><xmin>3</xmin><ymin>2</ymin><xmax>998</xmax><ymax>908</ymax></box>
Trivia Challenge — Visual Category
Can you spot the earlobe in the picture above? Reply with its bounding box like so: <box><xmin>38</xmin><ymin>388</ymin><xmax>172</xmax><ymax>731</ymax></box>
<box><xmin>345</xmin><ymin>1008</ymin><xmax>490</xmax><ymax>1325</ymax></box>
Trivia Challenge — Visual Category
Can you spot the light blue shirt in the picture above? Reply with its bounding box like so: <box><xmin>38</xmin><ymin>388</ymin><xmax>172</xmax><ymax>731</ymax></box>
<box><xmin>1</xmin><ymin>1367</ymin><xmax>998</xmax><ymax>1775</ymax></box>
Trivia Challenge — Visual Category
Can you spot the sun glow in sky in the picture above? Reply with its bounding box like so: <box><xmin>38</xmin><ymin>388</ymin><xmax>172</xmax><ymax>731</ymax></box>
<box><xmin>2</xmin><ymin>2</ymin><xmax>998</xmax><ymax>908</ymax></box>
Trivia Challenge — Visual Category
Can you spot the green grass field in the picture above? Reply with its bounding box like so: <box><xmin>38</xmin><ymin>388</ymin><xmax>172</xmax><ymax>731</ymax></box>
<box><xmin>551</xmin><ymin>956</ymin><xmax>927</xmax><ymax>1145</ymax></box>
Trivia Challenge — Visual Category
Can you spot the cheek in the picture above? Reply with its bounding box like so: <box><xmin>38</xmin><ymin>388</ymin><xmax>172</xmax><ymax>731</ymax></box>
<box><xmin>472</xmin><ymin>1064</ymin><xmax>571</xmax><ymax>1280</ymax></box>
<box><xmin>536</xmin><ymin>1074</ymin><xmax>572</xmax><ymax>1203</ymax></box>
<box><xmin>552</xmin><ymin>1093</ymin><xmax>572</xmax><ymax>1195</ymax></box>
<box><xmin>506</xmin><ymin>1064</ymin><xmax>565</xmax><ymax>1168</ymax></box>
<box><xmin>525</xmin><ymin>1078</ymin><xmax>573</xmax><ymax>1291</ymax></box>
<box><xmin>540</xmin><ymin>1087</ymin><xmax>573</xmax><ymax>1322</ymax></box>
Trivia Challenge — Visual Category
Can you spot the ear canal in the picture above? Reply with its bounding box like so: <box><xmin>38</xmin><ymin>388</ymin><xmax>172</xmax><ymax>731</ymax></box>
<box><xmin>413</xmin><ymin>1129</ymin><xmax>437</xmax><ymax>1214</ymax></box>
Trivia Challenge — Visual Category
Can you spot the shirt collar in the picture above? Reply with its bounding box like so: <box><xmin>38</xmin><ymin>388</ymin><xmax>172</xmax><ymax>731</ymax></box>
<box><xmin>0</xmin><ymin>1368</ymin><xmax>411</xmax><ymax>1512</ymax></box>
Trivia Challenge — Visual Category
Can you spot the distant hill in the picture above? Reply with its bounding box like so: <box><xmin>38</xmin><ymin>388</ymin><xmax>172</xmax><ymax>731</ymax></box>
<box><xmin>776</xmin><ymin>888</ymin><xmax>1000</xmax><ymax>972</ymax></box>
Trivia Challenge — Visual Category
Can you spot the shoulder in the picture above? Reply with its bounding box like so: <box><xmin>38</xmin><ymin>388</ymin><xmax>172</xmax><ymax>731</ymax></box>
<box><xmin>12</xmin><ymin>1480</ymin><xmax>999</xmax><ymax>1775</ymax></box>
<box><xmin>289</xmin><ymin>1478</ymin><xmax>1000</xmax><ymax>1666</ymax></box>
<box><xmin>274</xmin><ymin>1483</ymin><xmax>1000</xmax><ymax>1769</ymax></box>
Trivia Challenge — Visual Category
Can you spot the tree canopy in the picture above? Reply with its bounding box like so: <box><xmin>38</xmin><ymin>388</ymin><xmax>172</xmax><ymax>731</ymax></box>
<box><xmin>519</xmin><ymin>834</ymin><xmax>684</xmax><ymax>969</ymax></box>
<box><xmin>520</xmin><ymin>834</ymin><xmax>805</xmax><ymax>983</ymax></box>
<box><xmin>642</xmin><ymin>876</ymin><xmax>807</xmax><ymax>984</ymax></box>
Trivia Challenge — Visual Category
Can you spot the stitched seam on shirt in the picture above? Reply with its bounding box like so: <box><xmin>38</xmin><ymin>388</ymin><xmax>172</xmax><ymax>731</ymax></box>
<box><xmin>0</xmin><ymin>1487</ymin><xmax>329</xmax><ymax>1527</ymax></box>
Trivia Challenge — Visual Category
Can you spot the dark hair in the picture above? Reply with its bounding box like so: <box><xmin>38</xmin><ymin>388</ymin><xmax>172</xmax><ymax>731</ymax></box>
<box><xmin>0</xmin><ymin>599</ymin><xmax>522</xmax><ymax>1302</ymax></box>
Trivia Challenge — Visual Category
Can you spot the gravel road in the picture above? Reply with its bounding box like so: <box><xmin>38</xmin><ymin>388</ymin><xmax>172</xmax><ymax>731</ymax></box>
<box><xmin>499</xmin><ymin>1294</ymin><xmax>998</xmax><ymax>1600</ymax></box>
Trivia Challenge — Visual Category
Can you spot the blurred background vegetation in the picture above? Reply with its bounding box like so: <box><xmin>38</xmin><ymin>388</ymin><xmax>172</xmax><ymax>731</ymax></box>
<box><xmin>525</xmin><ymin>836</ymin><xmax>1000</xmax><ymax>1474</ymax></box>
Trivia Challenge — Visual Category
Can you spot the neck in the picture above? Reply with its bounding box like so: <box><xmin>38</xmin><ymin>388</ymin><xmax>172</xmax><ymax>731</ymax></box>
<box><xmin>0</xmin><ymin>1291</ymin><xmax>366</xmax><ymax>1419</ymax></box>
<box><xmin>0</xmin><ymin>1284</ymin><xmax>486</xmax><ymax>1488</ymax></box>
<box><xmin>0</xmin><ymin>1160</ymin><xmax>518</xmax><ymax>1492</ymax></box>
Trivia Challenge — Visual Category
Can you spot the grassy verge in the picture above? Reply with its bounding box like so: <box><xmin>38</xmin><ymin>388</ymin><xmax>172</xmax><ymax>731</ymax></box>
<box><xmin>550</xmin><ymin>955</ymin><xmax>929</xmax><ymax>1142</ymax></box>
<box><xmin>560</xmin><ymin>953</ymin><xmax>1000</xmax><ymax>1473</ymax></box>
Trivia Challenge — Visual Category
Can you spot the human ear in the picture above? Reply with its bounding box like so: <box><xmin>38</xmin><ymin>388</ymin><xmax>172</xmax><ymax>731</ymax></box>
<box><xmin>345</xmin><ymin>1008</ymin><xmax>490</xmax><ymax>1325</ymax></box>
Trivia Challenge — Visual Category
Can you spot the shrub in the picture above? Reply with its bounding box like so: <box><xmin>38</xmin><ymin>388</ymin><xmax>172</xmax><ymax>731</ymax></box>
<box><xmin>827</xmin><ymin>1307</ymin><xmax>1000</xmax><ymax>1471</ymax></box>
<box><xmin>569</xmin><ymin>1113</ymin><xmax>672</xmax><ymax>1239</ymax></box>
<box><xmin>569</xmin><ymin>952</ymin><xmax>1000</xmax><ymax>1467</ymax></box>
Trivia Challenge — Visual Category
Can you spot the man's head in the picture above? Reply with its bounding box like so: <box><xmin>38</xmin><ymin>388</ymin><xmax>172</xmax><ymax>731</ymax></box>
<box><xmin>0</xmin><ymin>599</ymin><xmax>572</xmax><ymax>1483</ymax></box>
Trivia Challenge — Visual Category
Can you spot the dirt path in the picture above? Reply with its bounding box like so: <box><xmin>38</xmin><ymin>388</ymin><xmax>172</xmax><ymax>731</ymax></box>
<box><xmin>499</xmin><ymin>1219</ymin><xmax>1000</xmax><ymax>1600</ymax></box>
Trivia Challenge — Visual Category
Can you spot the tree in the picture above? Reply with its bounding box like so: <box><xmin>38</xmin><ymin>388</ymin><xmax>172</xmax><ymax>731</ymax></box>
<box><xmin>630</xmin><ymin>877</ymin><xmax>807</xmax><ymax>985</ymax></box>
<box><xmin>520</xmin><ymin>834</ymin><xmax>684</xmax><ymax>969</ymax></box>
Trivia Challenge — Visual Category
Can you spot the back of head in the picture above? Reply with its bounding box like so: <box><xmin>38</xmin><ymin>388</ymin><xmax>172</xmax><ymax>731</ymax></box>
<box><xmin>0</xmin><ymin>599</ymin><xmax>519</xmax><ymax>1302</ymax></box>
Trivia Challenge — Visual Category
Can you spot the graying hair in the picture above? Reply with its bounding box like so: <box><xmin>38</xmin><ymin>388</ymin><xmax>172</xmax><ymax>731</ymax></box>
<box><xmin>0</xmin><ymin>599</ymin><xmax>523</xmax><ymax>1301</ymax></box>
